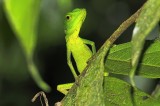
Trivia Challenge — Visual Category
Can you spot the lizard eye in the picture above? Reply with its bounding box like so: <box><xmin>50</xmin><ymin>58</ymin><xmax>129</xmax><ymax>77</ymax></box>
<box><xmin>66</xmin><ymin>15</ymin><xmax>71</xmax><ymax>20</ymax></box>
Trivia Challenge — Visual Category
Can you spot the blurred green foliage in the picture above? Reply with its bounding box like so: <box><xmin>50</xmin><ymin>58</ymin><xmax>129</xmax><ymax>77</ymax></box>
<box><xmin>4</xmin><ymin>0</ymin><xmax>52</xmax><ymax>92</ymax></box>
<box><xmin>0</xmin><ymin>0</ymin><xmax>151</xmax><ymax>106</ymax></box>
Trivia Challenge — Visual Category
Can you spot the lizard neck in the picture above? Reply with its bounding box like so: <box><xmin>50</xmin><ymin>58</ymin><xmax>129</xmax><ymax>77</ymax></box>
<box><xmin>65</xmin><ymin>29</ymin><xmax>80</xmax><ymax>41</ymax></box>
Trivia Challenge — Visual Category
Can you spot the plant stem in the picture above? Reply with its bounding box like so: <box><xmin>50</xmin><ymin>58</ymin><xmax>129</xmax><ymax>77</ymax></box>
<box><xmin>27</xmin><ymin>57</ymin><xmax>51</xmax><ymax>92</ymax></box>
<box><xmin>100</xmin><ymin>8</ymin><xmax>142</xmax><ymax>64</ymax></box>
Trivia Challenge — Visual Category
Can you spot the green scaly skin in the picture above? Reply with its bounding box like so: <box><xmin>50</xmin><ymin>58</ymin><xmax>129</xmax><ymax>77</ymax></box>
<box><xmin>57</xmin><ymin>8</ymin><xmax>96</xmax><ymax>95</ymax></box>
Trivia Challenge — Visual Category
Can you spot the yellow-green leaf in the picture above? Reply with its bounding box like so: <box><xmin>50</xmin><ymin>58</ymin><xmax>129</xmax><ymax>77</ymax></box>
<box><xmin>130</xmin><ymin>0</ymin><xmax>160</xmax><ymax>86</ymax></box>
<box><xmin>4</xmin><ymin>0</ymin><xmax>51</xmax><ymax>92</ymax></box>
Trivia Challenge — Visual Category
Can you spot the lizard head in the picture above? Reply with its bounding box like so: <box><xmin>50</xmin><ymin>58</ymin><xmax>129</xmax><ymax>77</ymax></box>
<box><xmin>64</xmin><ymin>8</ymin><xmax>86</xmax><ymax>36</ymax></box>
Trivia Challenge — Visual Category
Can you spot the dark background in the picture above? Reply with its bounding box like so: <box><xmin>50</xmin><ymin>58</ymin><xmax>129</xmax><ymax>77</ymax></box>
<box><xmin>0</xmin><ymin>0</ymin><xmax>147</xmax><ymax>106</ymax></box>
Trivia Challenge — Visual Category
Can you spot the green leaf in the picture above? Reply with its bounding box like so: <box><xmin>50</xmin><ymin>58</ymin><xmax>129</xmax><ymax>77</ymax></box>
<box><xmin>105</xmin><ymin>40</ymin><xmax>160</xmax><ymax>78</ymax></box>
<box><xmin>4</xmin><ymin>0</ymin><xmax>51</xmax><ymax>92</ymax></box>
<box><xmin>104</xmin><ymin>76</ymin><xmax>160</xmax><ymax>106</ymax></box>
<box><xmin>61</xmin><ymin>53</ymin><xmax>105</xmax><ymax>106</ymax></box>
<box><xmin>4</xmin><ymin>0</ymin><xmax>39</xmax><ymax>56</ymax></box>
<box><xmin>130</xmin><ymin>0</ymin><xmax>160</xmax><ymax>86</ymax></box>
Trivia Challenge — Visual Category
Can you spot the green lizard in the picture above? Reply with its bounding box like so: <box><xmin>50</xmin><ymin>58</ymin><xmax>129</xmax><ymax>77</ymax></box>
<box><xmin>57</xmin><ymin>8</ymin><xmax>96</xmax><ymax>95</ymax></box>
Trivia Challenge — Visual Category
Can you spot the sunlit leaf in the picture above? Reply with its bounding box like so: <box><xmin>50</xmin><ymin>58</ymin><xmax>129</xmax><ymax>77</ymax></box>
<box><xmin>105</xmin><ymin>40</ymin><xmax>160</xmax><ymax>78</ymax></box>
<box><xmin>4</xmin><ymin>0</ymin><xmax>51</xmax><ymax>92</ymax></box>
<box><xmin>61</xmin><ymin>53</ymin><xmax>105</xmax><ymax>105</ymax></box>
<box><xmin>130</xmin><ymin>0</ymin><xmax>160</xmax><ymax>85</ymax></box>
